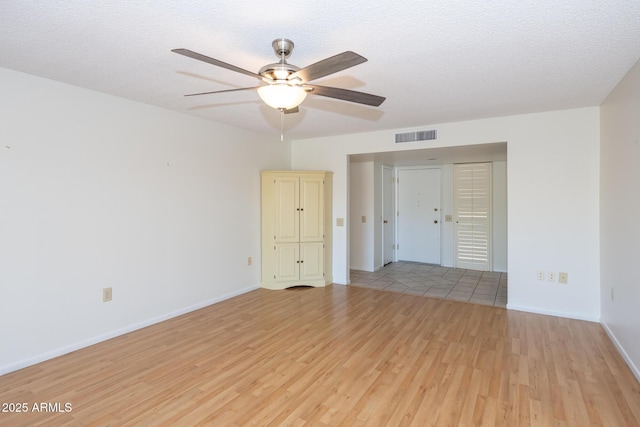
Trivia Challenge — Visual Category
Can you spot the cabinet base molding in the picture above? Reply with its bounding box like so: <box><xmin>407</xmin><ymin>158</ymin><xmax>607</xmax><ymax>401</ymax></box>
<box><xmin>261</xmin><ymin>280</ymin><xmax>328</xmax><ymax>290</ymax></box>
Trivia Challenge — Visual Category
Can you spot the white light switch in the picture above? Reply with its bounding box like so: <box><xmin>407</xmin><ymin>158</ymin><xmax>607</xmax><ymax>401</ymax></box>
<box><xmin>336</xmin><ymin>218</ymin><xmax>344</xmax><ymax>227</ymax></box>
<box><xmin>361</xmin><ymin>215</ymin><xmax>366</xmax><ymax>223</ymax></box>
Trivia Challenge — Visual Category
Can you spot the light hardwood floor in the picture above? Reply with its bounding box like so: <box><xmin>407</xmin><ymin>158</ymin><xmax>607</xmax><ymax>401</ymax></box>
<box><xmin>1</xmin><ymin>285</ymin><xmax>639</xmax><ymax>426</ymax></box>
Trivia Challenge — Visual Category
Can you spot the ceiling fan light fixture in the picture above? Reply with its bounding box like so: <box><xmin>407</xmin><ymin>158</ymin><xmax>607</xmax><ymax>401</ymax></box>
<box><xmin>257</xmin><ymin>84</ymin><xmax>307</xmax><ymax>110</ymax></box>
<box><xmin>173</xmin><ymin>39</ymin><xmax>385</xmax><ymax>116</ymax></box>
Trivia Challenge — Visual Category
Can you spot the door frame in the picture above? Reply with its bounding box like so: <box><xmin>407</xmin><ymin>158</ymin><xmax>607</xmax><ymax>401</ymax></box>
<box><xmin>382</xmin><ymin>165</ymin><xmax>395</xmax><ymax>266</ymax></box>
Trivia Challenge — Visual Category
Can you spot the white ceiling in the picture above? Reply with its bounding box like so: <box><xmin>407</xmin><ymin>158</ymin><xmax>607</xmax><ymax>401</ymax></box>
<box><xmin>1</xmin><ymin>1</ymin><xmax>639</xmax><ymax>141</ymax></box>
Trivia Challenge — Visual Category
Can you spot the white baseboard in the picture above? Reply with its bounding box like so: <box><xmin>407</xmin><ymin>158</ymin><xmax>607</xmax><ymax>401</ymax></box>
<box><xmin>601</xmin><ymin>321</ymin><xmax>640</xmax><ymax>384</ymax></box>
<box><xmin>0</xmin><ymin>284</ymin><xmax>259</xmax><ymax>376</ymax></box>
<box><xmin>506</xmin><ymin>304</ymin><xmax>600</xmax><ymax>322</ymax></box>
<box><xmin>350</xmin><ymin>265</ymin><xmax>373</xmax><ymax>272</ymax></box>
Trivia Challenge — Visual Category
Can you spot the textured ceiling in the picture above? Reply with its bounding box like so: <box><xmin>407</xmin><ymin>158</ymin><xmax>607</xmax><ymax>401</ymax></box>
<box><xmin>1</xmin><ymin>1</ymin><xmax>639</xmax><ymax>140</ymax></box>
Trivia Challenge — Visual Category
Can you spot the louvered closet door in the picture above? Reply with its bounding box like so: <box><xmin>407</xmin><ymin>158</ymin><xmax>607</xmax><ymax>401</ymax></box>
<box><xmin>454</xmin><ymin>163</ymin><xmax>492</xmax><ymax>271</ymax></box>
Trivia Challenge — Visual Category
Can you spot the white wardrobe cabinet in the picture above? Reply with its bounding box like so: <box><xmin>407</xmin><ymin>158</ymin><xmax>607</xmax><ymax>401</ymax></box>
<box><xmin>261</xmin><ymin>171</ymin><xmax>333</xmax><ymax>289</ymax></box>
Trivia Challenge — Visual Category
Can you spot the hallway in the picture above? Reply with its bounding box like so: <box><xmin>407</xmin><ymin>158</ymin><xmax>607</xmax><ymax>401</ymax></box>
<box><xmin>350</xmin><ymin>261</ymin><xmax>508</xmax><ymax>308</ymax></box>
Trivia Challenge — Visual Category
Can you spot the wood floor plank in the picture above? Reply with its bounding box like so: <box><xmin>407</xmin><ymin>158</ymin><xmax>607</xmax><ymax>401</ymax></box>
<box><xmin>1</xmin><ymin>285</ymin><xmax>639</xmax><ymax>426</ymax></box>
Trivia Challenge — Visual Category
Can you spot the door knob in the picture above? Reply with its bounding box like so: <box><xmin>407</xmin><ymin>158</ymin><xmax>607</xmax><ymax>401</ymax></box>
<box><xmin>434</xmin><ymin>220</ymin><xmax>438</xmax><ymax>224</ymax></box>
<box><xmin>383</xmin><ymin>220</ymin><xmax>388</xmax><ymax>223</ymax></box>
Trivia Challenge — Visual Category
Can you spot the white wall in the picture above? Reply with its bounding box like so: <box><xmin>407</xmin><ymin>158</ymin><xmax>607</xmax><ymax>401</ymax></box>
<box><xmin>373</xmin><ymin>163</ymin><xmax>383</xmax><ymax>269</ymax></box>
<box><xmin>0</xmin><ymin>67</ymin><xmax>290</xmax><ymax>374</ymax></box>
<box><xmin>441</xmin><ymin>164</ymin><xmax>455</xmax><ymax>267</ymax></box>
<box><xmin>349</xmin><ymin>162</ymin><xmax>375</xmax><ymax>271</ymax></box>
<box><xmin>600</xmin><ymin>58</ymin><xmax>640</xmax><ymax>381</ymax></box>
<box><xmin>292</xmin><ymin>107</ymin><xmax>600</xmax><ymax>321</ymax></box>
<box><xmin>492</xmin><ymin>161</ymin><xmax>508</xmax><ymax>272</ymax></box>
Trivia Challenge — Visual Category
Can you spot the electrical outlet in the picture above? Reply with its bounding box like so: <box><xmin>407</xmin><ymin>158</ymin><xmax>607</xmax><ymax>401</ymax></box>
<box><xmin>247</xmin><ymin>256</ymin><xmax>252</xmax><ymax>266</ymax></box>
<box><xmin>536</xmin><ymin>270</ymin><xmax>545</xmax><ymax>280</ymax></box>
<box><xmin>558</xmin><ymin>272</ymin><xmax>568</xmax><ymax>284</ymax></box>
<box><xmin>102</xmin><ymin>287</ymin><xmax>112</xmax><ymax>302</ymax></box>
<box><xmin>547</xmin><ymin>272</ymin><xmax>556</xmax><ymax>282</ymax></box>
<box><xmin>361</xmin><ymin>215</ymin><xmax>366</xmax><ymax>223</ymax></box>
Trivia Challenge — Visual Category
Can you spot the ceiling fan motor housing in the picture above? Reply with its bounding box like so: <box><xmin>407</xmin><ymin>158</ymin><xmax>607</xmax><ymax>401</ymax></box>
<box><xmin>259</xmin><ymin>39</ymin><xmax>301</xmax><ymax>81</ymax></box>
<box><xmin>259</xmin><ymin>62</ymin><xmax>301</xmax><ymax>81</ymax></box>
<box><xmin>272</xmin><ymin>38</ymin><xmax>294</xmax><ymax>59</ymax></box>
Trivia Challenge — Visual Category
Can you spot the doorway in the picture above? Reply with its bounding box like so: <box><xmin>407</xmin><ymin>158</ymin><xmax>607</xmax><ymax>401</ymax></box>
<box><xmin>347</xmin><ymin>142</ymin><xmax>507</xmax><ymax>281</ymax></box>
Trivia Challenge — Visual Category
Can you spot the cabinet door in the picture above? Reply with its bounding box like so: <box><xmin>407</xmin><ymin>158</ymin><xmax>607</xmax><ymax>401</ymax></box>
<box><xmin>300</xmin><ymin>176</ymin><xmax>324</xmax><ymax>242</ymax></box>
<box><xmin>274</xmin><ymin>243</ymin><xmax>300</xmax><ymax>282</ymax></box>
<box><xmin>274</xmin><ymin>176</ymin><xmax>299</xmax><ymax>243</ymax></box>
<box><xmin>300</xmin><ymin>242</ymin><xmax>324</xmax><ymax>281</ymax></box>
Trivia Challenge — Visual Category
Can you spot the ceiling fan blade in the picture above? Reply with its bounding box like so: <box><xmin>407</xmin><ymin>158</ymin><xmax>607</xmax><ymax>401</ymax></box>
<box><xmin>283</xmin><ymin>107</ymin><xmax>299</xmax><ymax>114</ymax></box>
<box><xmin>289</xmin><ymin>51</ymin><xmax>367</xmax><ymax>83</ymax></box>
<box><xmin>172</xmin><ymin>48</ymin><xmax>271</xmax><ymax>82</ymax></box>
<box><xmin>305</xmin><ymin>84</ymin><xmax>385</xmax><ymax>107</ymax></box>
<box><xmin>184</xmin><ymin>87</ymin><xmax>261</xmax><ymax>97</ymax></box>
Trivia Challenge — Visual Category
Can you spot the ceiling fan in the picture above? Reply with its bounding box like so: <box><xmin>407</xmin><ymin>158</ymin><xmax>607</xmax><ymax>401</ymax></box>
<box><xmin>171</xmin><ymin>38</ymin><xmax>386</xmax><ymax>113</ymax></box>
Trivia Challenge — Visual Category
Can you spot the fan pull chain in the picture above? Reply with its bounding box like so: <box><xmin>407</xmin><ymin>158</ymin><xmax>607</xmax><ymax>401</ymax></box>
<box><xmin>279</xmin><ymin>37</ymin><xmax>286</xmax><ymax>142</ymax></box>
<box><xmin>280</xmin><ymin>110</ymin><xmax>284</xmax><ymax>141</ymax></box>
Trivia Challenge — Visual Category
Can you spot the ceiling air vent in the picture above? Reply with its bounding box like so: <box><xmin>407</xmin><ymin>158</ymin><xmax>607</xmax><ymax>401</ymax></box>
<box><xmin>395</xmin><ymin>129</ymin><xmax>437</xmax><ymax>143</ymax></box>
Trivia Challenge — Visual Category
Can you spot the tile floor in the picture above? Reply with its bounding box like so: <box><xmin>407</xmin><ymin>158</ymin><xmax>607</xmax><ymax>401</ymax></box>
<box><xmin>349</xmin><ymin>261</ymin><xmax>508</xmax><ymax>308</ymax></box>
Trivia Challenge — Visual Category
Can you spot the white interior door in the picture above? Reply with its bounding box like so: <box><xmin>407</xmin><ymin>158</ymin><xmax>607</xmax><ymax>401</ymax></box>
<box><xmin>397</xmin><ymin>168</ymin><xmax>441</xmax><ymax>264</ymax></box>
<box><xmin>382</xmin><ymin>166</ymin><xmax>395</xmax><ymax>265</ymax></box>
<box><xmin>454</xmin><ymin>163</ymin><xmax>492</xmax><ymax>271</ymax></box>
